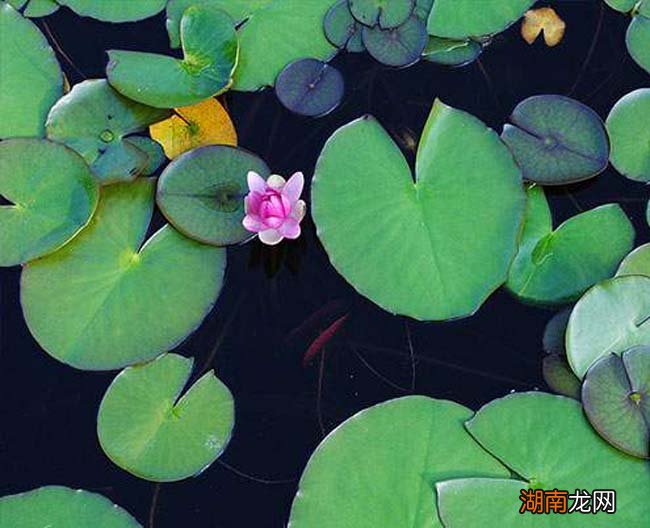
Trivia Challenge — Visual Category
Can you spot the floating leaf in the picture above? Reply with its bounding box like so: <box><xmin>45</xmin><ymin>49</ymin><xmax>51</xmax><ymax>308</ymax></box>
<box><xmin>582</xmin><ymin>346</ymin><xmax>650</xmax><ymax>458</ymax></box>
<box><xmin>0</xmin><ymin>2</ymin><xmax>63</xmax><ymax>139</ymax></box>
<box><xmin>124</xmin><ymin>136</ymin><xmax>166</xmax><ymax>176</ymax></box>
<box><xmin>107</xmin><ymin>6</ymin><xmax>238</xmax><ymax>108</ymax></box>
<box><xmin>422</xmin><ymin>37</ymin><xmax>482</xmax><ymax>66</ymax></box>
<box><xmin>98</xmin><ymin>353</ymin><xmax>234</xmax><ymax>482</ymax></box>
<box><xmin>275</xmin><ymin>59</ymin><xmax>345</xmax><ymax>117</ymax></box>
<box><xmin>542</xmin><ymin>308</ymin><xmax>572</xmax><ymax>356</ymax></box>
<box><xmin>436</xmin><ymin>392</ymin><xmax>650</xmax><ymax>526</ymax></box>
<box><xmin>348</xmin><ymin>0</ymin><xmax>414</xmax><ymax>29</ymax></box>
<box><xmin>501</xmin><ymin>95</ymin><xmax>610</xmax><ymax>185</ymax></box>
<box><xmin>626</xmin><ymin>13</ymin><xmax>650</xmax><ymax>74</ymax></box>
<box><xmin>57</xmin><ymin>0</ymin><xmax>166</xmax><ymax>22</ymax></box>
<box><xmin>0</xmin><ymin>139</ymin><xmax>98</xmax><ymax>267</ymax></box>
<box><xmin>617</xmin><ymin>243</ymin><xmax>650</xmax><ymax>277</ymax></box>
<box><xmin>566</xmin><ymin>275</ymin><xmax>650</xmax><ymax>378</ymax></box>
<box><xmin>233</xmin><ymin>1</ymin><xmax>336</xmax><ymax>91</ymax></box>
<box><xmin>21</xmin><ymin>179</ymin><xmax>226</xmax><ymax>371</ymax></box>
<box><xmin>8</xmin><ymin>0</ymin><xmax>59</xmax><ymax>17</ymax></box>
<box><xmin>0</xmin><ymin>486</ymin><xmax>141</xmax><ymax>527</ymax></box>
<box><xmin>414</xmin><ymin>0</ymin><xmax>433</xmax><ymax>21</ymax></box>
<box><xmin>323</xmin><ymin>0</ymin><xmax>365</xmax><ymax>52</ymax></box>
<box><xmin>312</xmin><ymin>101</ymin><xmax>525</xmax><ymax>321</ymax></box>
<box><xmin>543</xmin><ymin>353</ymin><xmax>581</xmax><ymax>400</ymax></box>
<box><xmin>604</xmin><ymin>0</ymin><xmax>638</xmax><ymax>12</ymax></box>
<box><xmin>157</xmin><ymin>145</ymin><xmax>270</xmax><ymax>246</ymax></box>
<box><xmin>427</xmin><ymin>0</ymin><xmax>536</xmax><ymax>40</ymax></box>
<box><xmin>46</xmin><ymin>80</ymin><xmax>170</xmax><ymax>184</ymax></box>
<box><xmin>521</xmin><ymin>7</ymin><xmax>566</xmax><ymax>47</ymax></box>
<box><xmin>289</xmin><ymin>396</ymin><xmax>508</xmax><ymax>528</ymax></box>
<box><xmin>506</xmin><ymin>186</ymin><xmax>634</xmax><ymax>305</ymax></box>
<box><xmin>606</xmin><ymin>88</ymin><xmax>650</xmax><ymax>182</ymax></box>
<box><xmin>362</xmin><ymin>15</ymin><xmax>428</xmax><ymax>67</ymax></box>
<box><xmin>150</xmin><ymin>98</ymin><xmax>237</xmax><ymax>160</ymax></box>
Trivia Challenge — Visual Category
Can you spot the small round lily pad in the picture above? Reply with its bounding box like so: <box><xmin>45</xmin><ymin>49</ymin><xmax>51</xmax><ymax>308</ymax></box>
<box><xmin>0</xmin><ymin>486</ymin><xmax>141</xmax><ymax>527</ymax></box>
<box><xmin>501</xmin><ymin>95</ymin><xmax>610</xmax><ymax>185</ymax></box>
<box><xmin>582</xmin><ymin>346</ymin><xmax>650</xmax><ymax>458</ymax></box>
<box><xmin>0</xmin><ymin>139</ymin><xmax>98</xmax><ymax>267</ymax></box>
<box><xmin>626</xmin><ymin>13</ymin><xmax>650</xmax><ymax>74</ymax></box>
<box><xmin>362</xmin><ymin>15</ymin><xmax>428</xmax><ymax>67</ymax></box>
<box><xmin>617</xmin><ymin>243</ymin><xmax>650</xmax><ymax>278</ymax></box>
<box><xmin>57</xmin><ymin>0</ymin><xmax>166</xmax><ymax>22</ymax></box>
<box><xmin>606</xmin><ymin>88</ymin><xmax>650</xmax><ymax>182</ymax></box>
<box><xmin>348</xmin><ymin>0</ymin><xmax>415</xmax><ymax>29</ymax></box>
<box><xmin>543</xmin><ymin>308</ymin><xmax>572</xmax><ymax>356</ymax></box>
<box><xmin>98</xmin><ymin>353</ymin><xmax>235</xmax><ymax>482</ymax></box>
<box><xmin>275</xmin><ymin>59</ymin><xmax>345</xmax><ymax>117</ymax></box>
<box><xmin>157</xmin><ymin>145</ymin><xmax>270</xmax><ymax>246</ymax></box>
<box><xmin>543</xmin><ymin>353</ymin><xmax>581</xmax><ymax>400</ymax></box>
<box><xmin>324</xmin><ymin>0</ymin><xmax>365</xmax><ymax>52</ymax></box>
<box><xmin>604</xmin><ymin>0</ymin><xmax>638</xmax><ymax>12</ymax></box>
<box><xmin>414</xmin><ymin>0</ymin><xmax>434</xmax><ymax>21</ymax></box>
<box><xmin>8</xmin><ymin>0</ymin><xmax>59</xmax><ymax>17</ymax></box>
<box><xmin>422</xmin><ymin>37</ymin><xmax>482</xmax><ymax>66</ymax></box>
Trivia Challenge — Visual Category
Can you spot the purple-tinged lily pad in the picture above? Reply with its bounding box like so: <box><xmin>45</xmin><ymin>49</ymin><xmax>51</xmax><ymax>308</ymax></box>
<box><xmin>362</xmin><ymin>15</ymin><xmax>427</xmax><ymax>67</ymax></box>
<box><xmin>348</xmin><ymin>0</ymin><xmax>414</xmax><ymax>29</ymax></box>
<box><xmin>324</xmin><ymin>0</ymin><xmax>365</xmax><ymax>53</ymax></box>
<box><xmin>542</xmin><ymin>309</ymin><xmax>581</xmax><ymax>399</ymax></box>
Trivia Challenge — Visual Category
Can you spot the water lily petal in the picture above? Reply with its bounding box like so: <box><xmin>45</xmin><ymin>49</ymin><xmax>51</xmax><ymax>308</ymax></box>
<box><xmin>246</xmin><ymin>192</ymin><xmax>264</xmax><ymax>214</ymax></box>
<box><xmin>283</xmin><ymin>172</ymin><xmax>305</xmax><ymax>202</ymax></box>
<box><xmin>292</xmin><ymin>200</ymin><xmax>307</xmax><ymax>221</ymax></box>
<box><xmin>259</xmin><ymin>228</ymin><xmax>283</xmax><ymax>245</ymax></box>
<box><xmin>247</xmin><ymin>171</ymin><xmax>268</xmax><ymax>193</ymax></box>
<box><xmin>267</xmin><ymin>174</ymin><xmax>286</xmax><ymax>190</ymax></box>
<box><xmin>243</xmin><ymin>214</ymin><xmax>263</xmax><ymax>232</ymax></box>
<box><xmin>279</xmin><ymin>218</ymin><xmax>301</xmax><ymax>239</ymax></box>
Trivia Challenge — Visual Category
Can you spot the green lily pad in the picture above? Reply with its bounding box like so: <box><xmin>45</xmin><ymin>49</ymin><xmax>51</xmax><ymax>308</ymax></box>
<box><xmin>501</xmin><ymin>95</ymin><xmax>610</xmax><ymax>185</ymax></box>
<box><xmin>362</xmin><ymin>15</ymin><xmax>428</xmax><ymax>67</ymax></box>
<box><xmin>606</xmin><ymin>88</ymin><xmax>650</xmax><ymax>182</ymax></box>
<box><xmin>57</xmin><ymin>0</ymin><xmax>166</xmax><ymax>22</ymax></box>
<box><xmin>617</xmin><ymin>243</ymin><xmax>650</xmax><ymax>277</ymax></box>
<box><xmin>288</xmin><ymin>396</ymin><xmax>508</xmax><ymax>528</ymax></box>
<box><xmin>582</xmin><ymin>346</ymin><xmax>650</xmax><ymax>458</ymax></box>
<box><xmin>436</xmin><ymin>392</ymin><xmax>650</xmax><ymax>527</ymax></box>
<box><xmin>348</xmin><ymin>0</ymin><xmax>414</xmax><ymax>29</ymax></box>
<box><xmin>166</xmin><ymin>0</ymin><xmax>271</xmax><ymax>48</ymax></box>
<box><xmin>98</xmin><ymin>353</ymin><xmax>234</xmax><ymax>482</ymax></box>
<box><xmin>414</xmin><ymin>0</ymin><xmax>434</xmax><ymax>21</ymax></box>
<box><xmin>21</xmin><ymin>179</ymin><xmax>226</xmax><ymax>371</ymax></box>
<box><xmin>233</xmin><ymin>0</ymin><xmax>336</xmax><ymax>91</ymax></box>
<box><xmin>626</xmin><ymin>14</ymin><xmax>650</xmax><ymax>74</ymax></box>
<box><xmin>324</xmin><ymin>0</ymin><xmax>365</xmax><ymax>53</ymax></box>
<box><xmin>312</xmin><ymin>100</ymin><xmax>525</xmax><ymax>321</ymax></box>
<box><xmin>0</xmin><ymin>2</ymin><xmax>63</xmax><ymax>139</ymax></box>
<box><xmin>505</xmin><ymin>186</ymin><xmax>634</xmax><ymax>305</ymax></box>
<box><xmin>8</xmin><ymin>0</ymin><xmax>59</xmax><ymax>17</ymax></box>
<box><xmin>566</xmin><ymin>275</ymin><xmax>650</xmax><ymax>378</ymax></box>
<box><xmin>107</xmin><ymin>6</ymin><xmax>238</xmax><ymax>108</ymax></box>
<box><xmin>427</xmin><ymin>0</ymin><xmax>535</xmax><ymax>39</ymax></box>
<box><xmin>422</xmin><ymin>36</ymin><xmax>482</xmax><ymax>66</ymax></box>
<box><xmin>0</xmin><ymin>486</ymin><xmax>141</xmax><ymax>527</ymax></box>
<box><xmin>604</xmin><ymin>0</ymin><xmax>638</xmax><ymax>12</ymax></box>
<box><xmin>124</xmin><ymin>136</ymin><xmax>166</xmax><ymax>176</ymax></box>
<box><xmin>0</xmin><ymin>139</ymin><xmax>98</xmax><ymax>267</ymax></box>
<box><xmin>157</xmin><ymin>145</ymin><xmax>270</xmax><ymax>246</ymax></box>
<box><xmin>46</xmin><ymin>80</ymin><xmax>170</xmax><ymax>184</ymax></box>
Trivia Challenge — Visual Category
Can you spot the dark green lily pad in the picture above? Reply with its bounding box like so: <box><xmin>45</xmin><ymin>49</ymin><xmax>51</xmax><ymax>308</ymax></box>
<box><xmin>98</xmin><ymin>353</ymin><xmax>234</xmax><ymax>482</ymax></box>
<box><xmin>617</xmin><ymin>243</ymin><xmax>650</xmax><ymax>278</ymax></box>
<box><xmin>604</xmin><ymin>0</ymin><xmax>637</xmax><ymax>12</ymax></box>
<box><xmin>582</xmin><ymin>346</ymin><xmax>650</xmax><ymax>458</ymax></box>
<box><xmin>606</xmin><ymin>88</ymin><xmax>650</xmax><ymax>182</ymax></box>
<box><xmin>627</xmin><ymin>13</ymin><xmax>650</xmax><ymax>74</ymax></box>
<box><xmin>0</xmin><ymin>486</ymin><xmax>141</xmax><ymax>527</ymax></box>
<box><xmin>501</xmin><ymin>95</ymin><xmax>610</xmax><ymax>185</ymax></box>
<box><xmin>567</xmin><ymin>275</ymin><xmax>650</xmax><ymax>378</ymax></box>
<box><xmin>289</xmin><ymin>396</ymin><xmax>508</xmax><ymax>528</ymax></box>
<box><xmin>157</xmin><ymin>145</ymin><xmax>270</xmax><ymax>246</ymax></box>
<box><xmin>21</xmin><ymin>179</ymin><xmax>226</xmax><ymax>371</ymax></box>
<box><xmin>8</xmin><ymin>0</ymin><xmax>59</xmax><ymax>17</ymax></box>
<box><xmin>107</xmin><ymin>6</ymin><xmax>238</xmax><ymax>108</ymax></box>
<box><xmin>348</xmin><ymin>0</ymin><xmax>414</xmax><ymax>29</ymax></box>
<box><xmin>46</xmin><ymin>80</ymin><xmax>170</xmax><ymax>184</ymax></box>
<box><xmin>57</xmin><ymin>0</ymin><xmax>166</xmax><ymax>22</ymax></box>
<box><xmin>0</xmin><ymin>139</ymin><xmax>98</xmax><ymax>267</ymax></box>
<box><xmin>362</xmin><ymin>15</ymin><xmax>428</xmax><ymax>67</ymax></box>
<box><xmin>324</xmin><ymin>0</ymin><xmax>365</xmax><ymax>52</ymax></box>
<box><xmin>436</xmin><ymin>392</ymin><xmax>650</xmax><ymax>527</ymax></box>
<box><xmin>543</xmin><ymin>308</ymin><xmax>572</xmax><ymax>356</ymax></box>
<box><xmin>543</xmin><ymin>353</ymin><xmax>581</xmax><ymax>400</ymax></box>
<box><xmin>0</xmin><ymin>2</ymin><xmax>63</xmax><ymax>139</ymax></box>
<box><xmin>275</xmin><ymin>59</ymin><xmax>345</xmax><ymax>117</ymax></box>
<box><xmin>414</xmin><ymin>0</ymin><xmax>434</xmax><ymax>21</ymax></box>
<box><xmin>506</xmin><ymin>186</ymin><xmax>634</xmax><ymax>305</ymax></box>
<box><xmin>124</xmin><ymin>136</ymin><xmax>166</xmax><ymax>176</ymax></box>
<box><xmin>422</xmin><ymin>37</ymin><xmax>482</xmax><ymax>66</ymax></box>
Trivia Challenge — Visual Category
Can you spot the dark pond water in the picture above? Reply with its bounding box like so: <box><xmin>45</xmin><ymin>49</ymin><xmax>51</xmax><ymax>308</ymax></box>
<box><xmin>1</xmin><ymin>2</ymin><xmax>649</xmax><ymax>527</ymax></box>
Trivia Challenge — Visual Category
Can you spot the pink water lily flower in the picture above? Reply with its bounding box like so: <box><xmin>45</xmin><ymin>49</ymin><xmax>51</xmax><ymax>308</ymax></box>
<box><xmin>243</xmin><ymin>171</ymin><xmax>307</xmax><ymax>246</ymax></box>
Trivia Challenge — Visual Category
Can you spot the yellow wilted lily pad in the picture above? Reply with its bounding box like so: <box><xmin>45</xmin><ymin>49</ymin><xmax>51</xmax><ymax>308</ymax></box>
<box><xmin>150</xmin><ymin>97</ymin><xmax>237</xmax><ymax>159</ymax></box>
<box><xmin>521</xmin><ymin>7</ymin><xmax>566</xmax><ymax>47</ymax></box>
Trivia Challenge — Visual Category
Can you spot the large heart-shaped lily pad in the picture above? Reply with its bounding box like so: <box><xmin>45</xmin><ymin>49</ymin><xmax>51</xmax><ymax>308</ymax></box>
<box><xmin>627</xmin><ymin>11</ymin><xmax>650</xmax><ymax>74</ymax></box>
<box><xmin>582</xmin><ymin>346</ymin><xmax>650</xmax><ymax>458</ymax></box>
<box><xmin>0</xmin><ymin>139</ymin><xmax>99</xmax><ymax>267</ymax></box>
<box><xmin>98</xmin><ymin>353</ymin><xmax>234</xmax><ymax>482</ymax></box>
<box><xmin>157</xmin><ymin>145</ymin><xmax>270</xmax><ymax>246</ymax></box>
<box><xmin>312</xmin><ymin>101</ymin><xmax>525</xmax><ymax>320</ymax></box>
<box><xmin>566</xmin><ymin>275</ymin><xmax>650</xmax><ymax>378</ymax></box>
<box><xmin>8</xmin><ymin>0</ymin><xmax>59</xmax><ymax>17</ymax></box>
<box><xmin>606</xmin><ymin>88</ymin><xmax>650</xmax><ymax>182</ymax></box>
<box><xmin>288</xmin><ymin>396</ymin><xmax>508</xmax><ymax>528</ymax></box>
<box><xmin>362</xmin><ymin>15</ymin><xmax>428</xmax><ymax>67</ymax></box>
<box><xmin>232</xmin><ymin>0</ymin><xmax>336</xmax><ymax>91</ymax></box>
<box><xmin>427</xmin><ymin>0</ymin><xmax>535</xmax><ymax>39</ymax></box>
<box><xmin>21</xmin><ymin>179</ymin><xmax>226</xmax><ymax>371</ymax></box>
<box><xmin>57</xmin><ymin>0</ymin><xmax>166</xmax><ymax>22</ymax></box>
<box><xmin>348</xmin><ymin>0</ymin><xmax>415</xmax><ymax>29</ymax></box>
<box><xmin>506</xmin><ymin>186</ymin><xmax>634</xmax><ymax>305</ymax></box>
<box><xmin>107</xmin><ymin>6</ymin><xmax>238</xmax><ymax>108</ymax></box>
<box><xmin>501</xmin><ymin>95</ymin><xmax>610</xmax><ymax>185</ymax></box>
<box><xmin>436</xmin><ymin>392</ymin><xmax>650</xmax><ymax>527</ymax></box>
<box><xmin>422</xmin><ymin>37</ymin><xmax>483</xmax><ymax>66</ymax></box>
<box><xmin>46</xmin><ymin>80</ymin><xmax>170</xmax><ymax>184</ymax></box>
<box><xmin>0</xmin><ymin>486</ymin><xmax>141</xmax><ymax>527</ymax></box>
<box><xmin>0</xmin><ymin>2</ymin><xmax>63</xmax><ymax>139</ymax></box>
<box><xmin>617</xmin><ymin>243</ymin><xmax>650</xmax><ymax>278</ymax></box>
